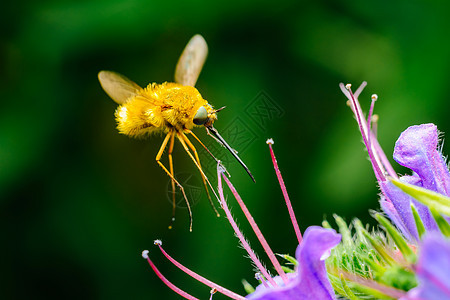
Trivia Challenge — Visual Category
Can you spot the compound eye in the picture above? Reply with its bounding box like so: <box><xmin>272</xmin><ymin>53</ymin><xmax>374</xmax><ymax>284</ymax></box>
<box><xmin>193</xmin><ymin>106</ymin><xmax>208</xmax><ymax>125</ymax></box>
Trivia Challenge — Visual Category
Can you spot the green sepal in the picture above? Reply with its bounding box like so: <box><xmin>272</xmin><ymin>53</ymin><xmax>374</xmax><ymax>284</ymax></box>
<box><xmin>369</xmin><ymin>249</ymin><xmax>383</xmax><ymax>265</ymax></box>
<box><xmin>379</xmin><ymin>266</ymin><xmax>418</xmax><ymax>291</ymax></box>
<box><xmin>354</xmin><ymin>222</ymin><xmax>395</xmax><ymax>266</ymax></box>
<box><xmin>348</xmin><ymin>282</ymin><xmax>396</xmax><ymax>300</ymax></box>
<box><xmin>342</xmin><ymin>251</ymin><xmax>351</xmax><ymax>271</ymax></box>
<box><xmin>281</xmin><ymin>266</ymin><xmax>295</xmax><ymax>273</ymax></box>
<box><xmin>354</xmin><ymin>219</ymin><xmax>366</xmax><ymax>242</ymax></box>
<box><xmin>322</xmin><ymin>220</ymin><xmax>332</xmax><ymax>229</ymax></box>
<box><xmin>360</xmin><ymin>254</ymin><xmax>386</xmax><ymax>277</ymax></box>
<box><xmin>429</xmin><ymin>207</ymin><xmax>450</xmax><ymax>237</ymax></box>
<box><xmin>334</xmin><ymin>214</ymin><xmax>353</xmax><ymax>248</ymax></box>
<box><xmin>328</xmin><ymin>274</ymin><xmax>347</xmax><ymax>297</ymax></box>
<box><xmin>352</xmin><ymin>251</ymin><xmax>364</xmax><ymax>275</ymax></box>
<box><xmin>340</xmin><ymin>273</ymin><xmax>361</xmax><ymax>300</ymax></box>
<box><xmin>276</xmin><ymin>253</ymin><xmax>298</xmax><ymax>266</ymax></box>
<box><xmin>358</xmin><ymin>241</ymin><xmax>368</xmax><ymax>253</ymax></box>
<box><xmin>390</xmin><ymin>177</ymin><xmax>450</xmax><ymax>216</ymax></box>
<box><xmin>241</xmin><ymin>279</ymin><xmax>255</xmax><ymax>294</ymax></box>
<box><xmin>375</xmin><ymin>214</ymin><xmax>416</xmax><ymax>264</ymax></box>
<box><xmin>411</xmin><ymin>204</ymin><xmax>426</xmax><ymax>238</ymax></box>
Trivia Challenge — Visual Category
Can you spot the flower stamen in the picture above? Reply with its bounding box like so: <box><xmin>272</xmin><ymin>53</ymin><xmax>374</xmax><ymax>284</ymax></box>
<box><xmin>155</xmin><ymin>241</ymin><xmax>246</xmax><ymax>300</ymax></box>
<box><xmin>371</xmin><ymin>114</ymin><xmax>379</xmax><ymax>137</ymax></box>
<box><xmin>342</xmin><ymin>83</ymin><xmax>385</xmax><ymax>182</ymax></box>
<box><xmin>142</xmin><ymin>250</ymin><xmax>199</xmax><ymax>300</ymax></box>
<box><xmin>367</xmin><ymin>94</ymin><xmax>377</xmax><ymax>142</ymax></box>
<box><xmin>217</xmin><ymin>164</ymin><xmax>278</xmax><ymax>287</ymax></box>
<box><xmin>255</xmin><ymin>272</ymin><xmax>270</xmax><ymax>288</ymax></box>
<box><xmin>341</xmin><ymin>82</ymin><xmax>399</xmax><ymax>182</ymax></box>
<box><xmin>209</xmin><ymin>288</ymin><xmax>217</xmax><ymax>300</ymax></box>
<box><xmin>266</xmin><ymin>138</ymin><xmax>303</xmax><ymax>245</ymax></box>
<box><xmin>220</xmin><ymin>167</ymin><xmax>289</xmax><ymax>285</ymax></box>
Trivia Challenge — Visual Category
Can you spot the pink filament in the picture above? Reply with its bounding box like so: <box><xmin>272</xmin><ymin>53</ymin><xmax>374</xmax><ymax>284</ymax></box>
<box><xmin>354</xmin><ymin>81</ymin><xmax>367</xmax><ymax>98</ymax></box>
<box><xmin>267</xmin><ymin>140</ymin><xmax>303</xmax><ymax>245</ymax></box>
<box><xmin>217</xmin><ymin>165</ymin><xmax>278</xmax><ymax>287</ymax></box>
<box><xmin>221</xmin><ymin>172</ymin><xmax>289</xmax><ymax>284</ymax></box>
<box><xmin>144</xmin><ymin>254</ymin><xmax>199</xmax><ymax>300</ymax></box>
<box><xmin>366</xmin><ymin>97</ymin><xmax>376</xmax><ymax>147</ymax></box>
<box><xmin>255</xmin><ymin>273</ymin><xmax>270</xmax><ymax>288</ymax></box>
<box><xmin>366</xmin><ymin>96</ymin><xmax>397</xmax><ymax>178</ymax></box>
<box><xmin>346</xmin><ymin>85</ymin><xmax>385</xmax><ymax>182</ymax></box>
<box><xmin>371</xmin><ymin>133</ymin><xmax>398</xmax><ymax>179</ymax></box>
<box><xmin>341</xmin><ymin>82</ymin><xmax>398</xmax><ymax>198</ymax></box>
<box><xmin>209</xmin><ymin>288</ymin><xmax>218</xmax><ymax>300</ymax></box>
<box><xmin>157</xmin><ymin>244</ymin><xmax>246</xmax><ymax>300</ymax></box>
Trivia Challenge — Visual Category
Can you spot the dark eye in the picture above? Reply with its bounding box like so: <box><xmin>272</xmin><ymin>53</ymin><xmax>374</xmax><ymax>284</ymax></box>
<box><xmin>193</xmin><ymin>106</ymin><xmax>208</xmax><ymax>125</ymax></box>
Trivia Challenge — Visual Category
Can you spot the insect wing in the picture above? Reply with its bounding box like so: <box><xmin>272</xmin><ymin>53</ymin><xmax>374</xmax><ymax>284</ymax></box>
<box><xmin>174</xmin><ymin>34</ymin><xmax>208</xmax><ymax>87</ymax></box>
<box><xmin>98</xmin><ymin>70</ymin><xmax>142</xmax><ymax>104</ymax></box>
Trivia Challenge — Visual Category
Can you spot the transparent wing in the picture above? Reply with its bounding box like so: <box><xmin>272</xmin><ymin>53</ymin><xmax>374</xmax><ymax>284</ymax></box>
<box><xmin>174</xmin><ymin>34</ymin><xmax>208</xmax><ymax>87</ymax></box>
<box><xmin>98</xmin><ymin>70</ymin><xmax>142</xmax><ymax>104</ymax></box>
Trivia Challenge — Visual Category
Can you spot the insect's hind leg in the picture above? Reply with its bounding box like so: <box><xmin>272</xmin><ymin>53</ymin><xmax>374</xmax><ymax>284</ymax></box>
<box><xmin>178</xmin><ymin>131</ymin><xmax>220</xmax><ymax>217</ymax></box>
<box><xmin>156</xmin><ymin>130</ymin><xmax>193</xmax><ymax>231</ymax></box>
<box><xmin>167</xmin><ymin>132</ymin><xmax>176</xmax><ymax>229</ymax></box>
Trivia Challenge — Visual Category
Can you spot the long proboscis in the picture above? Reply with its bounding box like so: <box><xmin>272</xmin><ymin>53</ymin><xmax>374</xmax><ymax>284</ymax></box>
<box><xmin>206</xmin><ymin>126</ymin><xmax>256</xmax><ymax>183</ymax></box>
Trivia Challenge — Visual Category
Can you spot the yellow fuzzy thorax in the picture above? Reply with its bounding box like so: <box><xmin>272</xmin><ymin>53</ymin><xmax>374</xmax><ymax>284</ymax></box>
<box><xmin>115</xmin><ymin>82</ymin><xmax>216</xmax><ymax>138</ymax></box>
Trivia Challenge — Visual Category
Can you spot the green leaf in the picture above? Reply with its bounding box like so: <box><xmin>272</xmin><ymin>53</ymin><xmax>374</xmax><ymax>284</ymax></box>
<box><xmin>390</xmin><ymin>177</ymin><xmax>450</xmax><ymax>216</ymax></box>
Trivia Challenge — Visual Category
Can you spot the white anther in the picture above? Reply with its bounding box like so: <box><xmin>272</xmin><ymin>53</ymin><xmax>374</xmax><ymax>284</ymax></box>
<box><xmin>266</xmin><ymin>138</ymin><xmax>274</xmax><ymax>145</ymax></box>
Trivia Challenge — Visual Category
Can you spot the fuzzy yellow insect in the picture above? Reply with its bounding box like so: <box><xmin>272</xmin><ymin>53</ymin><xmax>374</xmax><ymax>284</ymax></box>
<box><xmin>98</xmin><ymin>35</ymin><xmax>254</xmax><ymax>231</ymax></box>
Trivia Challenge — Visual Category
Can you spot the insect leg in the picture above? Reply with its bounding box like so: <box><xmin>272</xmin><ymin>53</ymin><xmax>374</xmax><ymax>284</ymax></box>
<box><xmin>178</xmin><ymin>132</ymin><xmax>221</xmax><ymax>217</ymax></box>
<box><xmin>156</xmin><ymin>130</ymin><xmax>193</xmax><ymax>231</ymax></box>
<box><xmin>187</xmin><ymin>130</ymin><xmax>231</xmax><ymax>178</ymax></box>
<box><xmin>167</xmin><ymin>131</ymin><xmax>176</xmax><ymax>229</ymax></box>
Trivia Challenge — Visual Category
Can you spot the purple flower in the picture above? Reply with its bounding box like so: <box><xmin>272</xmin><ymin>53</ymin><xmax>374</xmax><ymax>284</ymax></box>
<box><xmin>142</xmin><ymin>140</ymin><xmax>341</xmax><ymax>299</ymax></box>
<box><xmin>247</xmin><ymin>226</ymin><xmax>340</xmax><ymax>300</ymax></box>
<box><xmin>393</xmin><ymin>124</ymin><xmax>450</xmax><ymax>195</ymax></box>
<box><xmin>402</xmin><ymin>233</ymin><xmax>450</xmax><ymax>299</ymax></box>
<box><xmin>340</xmin><ymin>83</ymin><xmax>449</xmax><ymax>241</ymax></box>
<box><xmin>381</xmin><ymin>124</ymin><xmax>448</xmax><ymax>240</ymax></box>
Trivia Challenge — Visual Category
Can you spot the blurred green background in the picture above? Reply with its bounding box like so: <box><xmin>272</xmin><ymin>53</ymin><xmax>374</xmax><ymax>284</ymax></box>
<box><xmin>2</xmin><ymin>0</ymin><xmax>450</xmax><ymax>299</ymax></box>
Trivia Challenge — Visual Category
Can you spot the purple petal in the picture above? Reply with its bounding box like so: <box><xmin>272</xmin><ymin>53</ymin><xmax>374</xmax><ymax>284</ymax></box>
<box><xmin>247</xmin><ymin>226</ymin><xmax>340</xmax><ymax>300</ymax></box>
<box><xmin>402</xmin><ymin>233</ymin><xmax>450</xmax><ymax>300</ymax></box>
<box><xmin>381</xmin><ymin>175</ymin><xmax>438</xmax><ymax>241</ymax></box>
<box><xmin>380</xmin><ymin>198</ymin><xmax>413</xmax><ymax>241</ymax></box>
<box><xmin>393</xmin><ymin>124</ymin><xmax>450</xmax><ymax>196</ymax></box>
